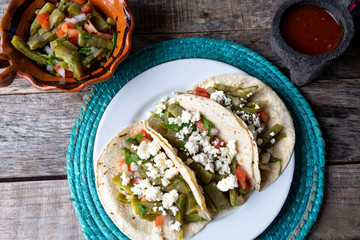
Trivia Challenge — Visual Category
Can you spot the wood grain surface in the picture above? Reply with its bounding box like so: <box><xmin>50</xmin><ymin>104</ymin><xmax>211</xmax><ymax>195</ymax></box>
<box><xmin>0</xmin><ymin>0</ymin><xmax>359</xmax><ymax>239</ymax></box>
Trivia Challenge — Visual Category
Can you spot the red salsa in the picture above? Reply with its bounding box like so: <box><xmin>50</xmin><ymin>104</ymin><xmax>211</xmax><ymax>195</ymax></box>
<box><xmin>280</xmin><ymin>5</ymin><xmax>343</xmax><ymax>55</ymax></box>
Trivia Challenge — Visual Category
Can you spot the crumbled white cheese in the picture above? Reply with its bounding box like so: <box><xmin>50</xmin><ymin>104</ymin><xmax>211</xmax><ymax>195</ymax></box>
<box><xmin>270</xmin><ymin>138</ymin><xmax>276</xmax><ymax>144</ymax></box>
<box><xmin>131</xmin><ymin>179</ymin><xmax>163</xmax><ymax>201</ymax></box>
<box><xmin>169</xmin><ymin>220</ymin><xmax>182</xmax><ymax>232</ymax></box>
<box><xmin>154</xmin><ymin>102</ymin><xmax>167</xmax><ymax>114</ymax></box>
<box><xmin>269</xmin><ymin>131</ymin><xmax>275</xmax><ymax>137</ymax></box>
<box><xmin>210</xmin><ymin>90</ymin><xmax>226</xmax><ymax>103</ymax></box>
<box><xmin>162</xmin><ymin>190</ymin><xmax>179</xmax><ymax>209</ymax></box>
<box><xmin>168</xmin><ymin>116</ymin><xmax>183</xmax><ymax>126</ymax></box>
<box><xmin>257</xmin><ymin>138</ymin><xmax>263</xmax><ymax>145</ymax></box>
<box><xmin>217</xmin><ymin>174</ymin><xmax>239</xmax><ymax>192</ymax></box>
<box><xmin>163</xmin><ymin>167</ymin><xmax>179</xmax><ymax>181</ymax></box>
<box><xmin>121</xmin><ymin>172</ymin><xmax>130</xmax><ymax>186</ymax></box>
<box><xmin>145</xmin><ymin>163</ymin><xmax>161</xmax><ymax>179</ymax></box>
<box><xmin>136</xmin><ymin>140</ymin><xmax>161</xmax><ymax>159</ymax></box>
<box><xmin>169</xmin><ymin>206</ymin><xmax>179</xmax><ymax>215</ymax></box>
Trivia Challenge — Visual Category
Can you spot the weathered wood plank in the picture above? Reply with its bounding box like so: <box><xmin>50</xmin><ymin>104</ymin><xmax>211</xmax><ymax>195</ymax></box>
<box><xmin>2</xmin><ymin>30</ymin><xmax>360</xmax><ymax>95</ymax></box>
<box><xmin>308</xmin><ymin>164</ymin><xmax>360</xmax><ymax>239</ymax></box>
<box><xmin>0</xmin><ymin>180</ymin><xmax>83</xmax><ymax>240</ymax></box>
<box><xmin>0</xmin><ymin>92</ymin><xmax>87</xmax><ymax>178</ymax></box>
<box><xmin>0</xmin><ymin>165</ymin><xmax>359</xmax><ymax>239</ymax></box>
<box><xmin>300</xmin><ymin>79</ymin><xmax>360</xmax><ymax>164</ymax></box>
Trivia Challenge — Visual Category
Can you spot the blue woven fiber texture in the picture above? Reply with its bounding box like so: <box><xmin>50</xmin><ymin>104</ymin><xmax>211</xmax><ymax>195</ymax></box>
<box><xmin>67</xmin><ymin>37</ymin><xmax>325</xmax><ymax>240</ymax></box>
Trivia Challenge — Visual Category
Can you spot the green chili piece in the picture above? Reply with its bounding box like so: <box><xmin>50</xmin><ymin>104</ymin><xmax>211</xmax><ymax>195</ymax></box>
<box><xmin>230</xmin><ymin>159</ymin><xmax>237</xmax><ymax>174</ymax></box>
<box><xmin>106</xmin><ymin>17</ymin><xmax>116</xmax><ymax>26</ymax></box>
<box><xmin>260</xmin><ymin>124</ymin><xmax>283</xmax><ymax>149</ymax></box>
<box><xmin>213</xmin><ymin>83</ymin><xmax>238</xmax><ymax>93</ymax></box>
<box><xmin>176</xmin><ymin>193</ymin><xmax>187</xmax><ymax>240</ymax></box>
<box><xmin>204</xmin><ymin>182</ymin><xmax>230</xmax><ymax>210</ymax></box>
<box><xmin>229</xmin><ymin>189</ymin><xmax>237</xmax><ymax>207</ymax></box>
<box><xmin>82</xmin><ymin>48</ymin><xmax>106</xmax><ymax>67</ymax></box>
<box><xmin>184</xmin><ymin>213</ymin><xmax>204</xmax><ymax>223</ymax></box>
<box><xmin>11</xmin><ymin>35</ymin><xmax>47</xmax><ymax>66</ymax></box>
<box><xmin>185</xmin><ymin>193</ymin><xmax>199</xmax><ymax>215</ymax></box>
<box><xmin>172</xmin><ymin>178</ymin><xmax>190</xmax><ymax>194</ymax></box>
<box><xmin>49</xmin><ymin>9</ymin><xmax>65</xmax><ymax>28</ymax></box>
<box><xmin>245</xmin><ymin>101</ymin><xmax>263</xmax><ymax>109</ymax></box>
<box><xmin>189</xmin><ymin>162</ymin><xmax>214</xmax><ymax>184</ymax></box>
<box><xmin>87</xmin><ymin>2</ymin><xmax>111</xmax><ymax>32</ymax></box>
<box><xmin>111</xmin><ymin>173</ymin><xmax>134</xmax><ymax>194</ymax></box>
<box><xmin>115</xmin><ymin>192</ymin><xmax>129</xmax><ymax>203</ymax></box>
<box><xmin>54</xmin><ymin>45</ymin><xmax>84</xmax><ymax>78</ymax></box>
<box><xmin>67</xmin><ymin>2</ymin><xmax>83</xmax><ymax>15</ymax></box>
<box><xmin>203</xmin><ymin>190</ymin><xmax>217</xmax><ymax>211</ymax></box>
<box><xmin>168</xmin><ymin>103</ymin><xmax>184</xmax><ymax>117</ymax></box>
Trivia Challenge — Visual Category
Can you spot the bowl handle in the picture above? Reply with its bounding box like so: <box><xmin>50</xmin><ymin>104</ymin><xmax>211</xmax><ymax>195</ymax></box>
<box><xmin>0</xmin><ymin>53</ymin><xmax>17</xmax><ymax>87</ymax></box>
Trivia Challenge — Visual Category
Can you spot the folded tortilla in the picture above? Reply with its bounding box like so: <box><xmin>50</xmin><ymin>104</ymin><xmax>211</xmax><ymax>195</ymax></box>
<box><xmin>147</xmin><ymin>94</ymin><xmax>258</xmax><ymax>217</ymax></box>
<box><xmin>95</xmin><ymin>121</ymin><xmax>210</xmax><ymax>240</ymax></box>
<box><xmin>188</xmin><ymin>73</ymin><xmax>295</xmax><ymax>190</ymax></box>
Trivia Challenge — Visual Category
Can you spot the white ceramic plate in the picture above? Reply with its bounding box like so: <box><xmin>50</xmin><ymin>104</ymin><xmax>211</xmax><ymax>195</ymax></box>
<box><xmin>93</xmin><ymin>58</ymin><xmax>295</xmax><ymax>240</ymax></box>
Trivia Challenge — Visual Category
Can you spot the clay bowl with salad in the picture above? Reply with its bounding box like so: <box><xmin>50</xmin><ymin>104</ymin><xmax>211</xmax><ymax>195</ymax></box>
<box><xmin>0</xmin><ymin>0</ymin><xmax>134</xmax><ymax>92</ymax></box>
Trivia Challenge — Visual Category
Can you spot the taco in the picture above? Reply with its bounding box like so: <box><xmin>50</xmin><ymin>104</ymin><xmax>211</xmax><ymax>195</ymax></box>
<box><xmin>147</xmin><ymin>94</ymin><xmax>258</xmax><ymax>218</ymax></box>
<box><xmin>188</xmin><ymin>73</ymin><xmax>295</xmax><ymax>190</ymax></box>
<box><xmin>95</xmin><ymin>121</ymin><xmax>211</xmax><ymax>240</ymax></box>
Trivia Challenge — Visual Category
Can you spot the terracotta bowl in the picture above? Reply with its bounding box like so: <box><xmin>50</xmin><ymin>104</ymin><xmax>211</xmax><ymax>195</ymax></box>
<box><xmin>0</xmin><ymin>0</ymin><xmax>134</xmax><ymax>92</ymax></box>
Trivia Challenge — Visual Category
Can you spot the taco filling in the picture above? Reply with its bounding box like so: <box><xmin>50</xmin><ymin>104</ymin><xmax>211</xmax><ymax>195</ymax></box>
<box><xmin>152</xmin><ymin>100</ymin><xmax>252</xmax><ymax>212</ymax></box>
<box><xmin>194</xmin><ymin>84</ymin><xmax>286</xmax><ymax>177</ymax></box>
<box><xmin>111</xmin><ymin>125</ymin><xmax>206</xmax><ymax>239</ymax></box>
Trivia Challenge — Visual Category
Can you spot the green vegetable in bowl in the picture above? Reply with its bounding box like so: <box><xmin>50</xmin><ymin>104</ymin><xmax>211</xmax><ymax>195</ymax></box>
<box><xmin>11</xmin><ymin>0</ymin><xmax>117</xmax><ymax>79</ymax></box>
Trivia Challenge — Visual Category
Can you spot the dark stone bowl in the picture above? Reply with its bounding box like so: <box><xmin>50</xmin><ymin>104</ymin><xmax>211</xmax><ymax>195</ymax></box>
<box><xmin>270</xmin><ymin>0</ymin><xmax>354</xmax><ymax>86</ymax></box>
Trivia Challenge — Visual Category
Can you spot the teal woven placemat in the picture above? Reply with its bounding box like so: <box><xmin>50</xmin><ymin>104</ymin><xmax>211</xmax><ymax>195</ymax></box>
<box><xmin>67</xmin><ymin>37</ymin><xmax>325</xmax><ymax>240</ymax></box>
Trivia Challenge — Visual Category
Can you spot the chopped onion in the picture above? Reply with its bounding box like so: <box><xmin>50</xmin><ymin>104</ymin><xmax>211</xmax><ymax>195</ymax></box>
<box><xmin>121</xmin><ymin>163</ymin><xmax>128</xmax><ymax>172</ymax></box>
<box><xmin>90</xmin><ymin>46</ymin><xmax>98</xmax><ymax>53</ymax></box>
<box><xmin>57</xmin><ymin>68</ymin><xmax>65</xmax><ymax>78</ymax></box>
<box><xmin>46</xmin><ymin>65</ymin><xmax>54</xmax><ymax>72</ymax></box>
<box><xmin>64</xmin><ymin>17</ymin><xmax>77</xmax><ymax>24</ymax></box>
<box><xmin>130</xmin><ymin>162</ymin><xmax>139</xmax><ymax>172</ymax></box>
<box><xmin>210</xmin><ymin>128</ymin><xmax>219</xmax><ymax>136</ymax></box>
<box><xmin>74</xmin><ymin>13</ymin><xmax>86</xmax><ymax>22</ymax></box>
<box><xmin>44</xmin><ymin>46</ymin><xmax>53</xmax><ymax>55</ymax></box>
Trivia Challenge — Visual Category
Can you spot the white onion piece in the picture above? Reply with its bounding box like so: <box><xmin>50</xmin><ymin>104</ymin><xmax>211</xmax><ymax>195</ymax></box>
<box><xmin>74</xmin><ymin>13</ymin><xmax>86</xmax><ymax>22</ymax></box>
<box><xmin>57</xmin><ymin>68</ymin><xmax>65</xmax><ymax>78</ymax></box>
<box><xmin>64</xmin><ymin>17</ymin><xmax>77</xmax><ymax>24</ymax></box>
<box><xmin>44</xmin><ymin>46</ymin><xmax>53</xmax><ymax>55</ymax></box>
<box><xmin>130</xmin><ymin>162</ymin><xmax>139</xmax><ymax>172</ymax></box>
<box><xmin>121</xmin><ymin>164</ymin><xmax>128</xmax><ymax>172</ymax></box>
<box><xmin>210</xmin><ymin>127</ymin><xmax>219</xmax><ymax>136</ymax></box>
<box><xmin>46</xmin><ymin>65</ymin><xmax>54</xmax><ymax>72</ymax></box>
<box><xmin>90</xmin><ymin>46</ymin><xmax>98</xmax><ymax>53</ymax></box>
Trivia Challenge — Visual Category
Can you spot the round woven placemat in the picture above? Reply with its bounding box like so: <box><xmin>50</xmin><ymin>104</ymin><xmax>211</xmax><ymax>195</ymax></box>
<box><xmin>67</xmin><ymin>37</ymin><xmax>325</xmax><ymax>240</ymax></box>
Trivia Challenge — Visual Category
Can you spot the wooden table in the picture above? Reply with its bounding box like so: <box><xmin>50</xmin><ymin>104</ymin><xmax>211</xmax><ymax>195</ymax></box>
<box><xmin>0</xmin><ymin>0</ymin><xmax>359</xmax><ymax>239</ymax></box>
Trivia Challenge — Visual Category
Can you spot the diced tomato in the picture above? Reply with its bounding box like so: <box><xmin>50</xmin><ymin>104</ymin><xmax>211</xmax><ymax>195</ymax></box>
<box><xmin>155</xmin><ymin>215</ymin><xmax>165</xmax><ymax>227</ymax></box>
<box><xmin>56</xmin><ymin>28</ymin><xmax>65</xmax><ymax>37</ymax></box>
<box><xmin>235</xmin><ymin>166</ymin><xmax>249</xmax><ymax>190</ymax></box>
<box><xmin>67</xmin><ymin>29</ymin><xmax>79</xmax><ymax>45</ymax></box>
<box><xmin>195</xmin><ymin>87</ymin><xmax>210</xmax><ymax>98</ymax></box>
<box><xmin>81</xmin><ymin>4</ymin><xmax>93</xmax><ymax>14</ymax></box>
<box><xmin>84</xmin><ymin>20</ymin><xmax>98</xmax><ymax>33</ymax></box>
<box><xmin>140</xmin><ymin>129</ymin><xmax>152</xmax><ymax>139</ymax></box>
<box><xmin>131</xmin><ymin>177</ymin><xmax>143</xmax><ymax>184</ymax></box>
<box><xmin>195</xmin><ymin>120</ymin><xmax>207</xmax><ymax>133</ymax></box>
<box><xmin>64</xmin><ymin>69</ymin><xmax>74</xmax><ymax>78</ymax></box>
<box><xmin>140</xmin><ymin>137</ymin><xmax>151</xmax><ymax>144</ymax></box>
<box><xmin>61</xmin><ymin>22</ymin><xmax>75</xmax><ymax>33</ymax></box>
<box><xmin>73</xmin><ymin>0</ymin><xmax>86</xmax><ymax>3</ymax></box>
<box><xmin>53</xmin><ymin>66</ymin><xmax>61</xmax><ymax>72</ymax></box>
<box><xmin>97</xmin><ymin>32</ymin><xmax>113</xmax><ymax>40</ymax></box>
<box><xmin>36</xmin><ymin>13</ymin><xmax>50</xmax><ymax>29</ymax></box>
<box><xmin>258</xmin><ymin>111</ymin><xmax>269</xmax><ymax>122</ymax></box>
<box><xmin>213</xmin><ymin>137</ymin><xmax>226</xmax><ymax>149</ymax></box>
